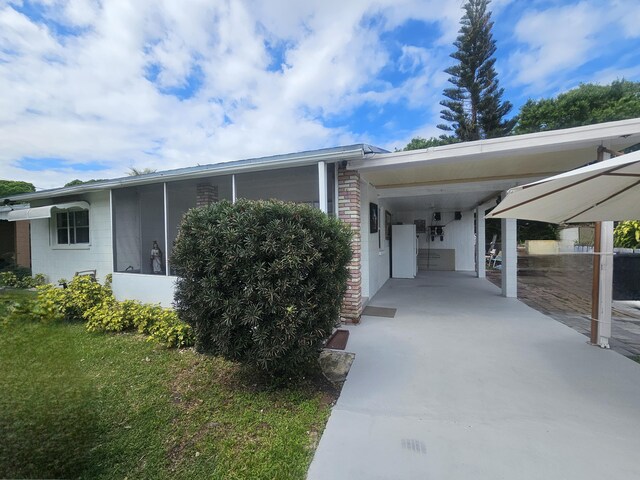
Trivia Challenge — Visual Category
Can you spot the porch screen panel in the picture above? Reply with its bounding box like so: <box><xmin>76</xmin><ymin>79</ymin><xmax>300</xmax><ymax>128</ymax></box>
<box><xmin>112</xmin><ymin>184</ymin><xmax>166</xmax><ymax>274</ymax></box>
<box><xmin>326</xmin><ymin>163</ymin><xmax>336</xmax><ymax>216</ymax></box>
<box><xmin>139</xmin><ymin>185</ymin><xmax>166</xmax><ymax>275</ymax></box>
<box><xmin>235</xmin><ymin>165</ymin><xmax>319</xmax><ymax>206</ymax></box>
<box><xmin>166</xmin><ymin>175</ymin><xmax>232</xmax><ymax>275</ymax></box>
<box><xmin>112</xmin><ymin>187</ymin><xmax>141</xmax><ymax>273</ymax></box>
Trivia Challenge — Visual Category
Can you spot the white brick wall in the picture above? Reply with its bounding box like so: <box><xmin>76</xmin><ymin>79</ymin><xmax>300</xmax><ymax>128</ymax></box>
<box><xmin>31</xmin><ymin>191</ymin><xmax>113</xmax><ymax>283</ymax></box>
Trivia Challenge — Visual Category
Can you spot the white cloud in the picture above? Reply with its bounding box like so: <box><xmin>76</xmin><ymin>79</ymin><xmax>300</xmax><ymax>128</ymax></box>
<box><xmin>507</xmin><ymin>0</ymin><xmax>640</xmax><ymax>91</ymax></box>
<box><xmin>508</xmin><ymin>2</ymin><xmax>600</xmax><ymax>88</ymax></box>
<box><xmin>0</xmin><ymin>0</ymin><xmax>637</xmax><ymax>190</ymax></box>
<box><xmin>399</xmin><ymin>45</ymin><xmax>430</xmax><ymax>73</ymax></box>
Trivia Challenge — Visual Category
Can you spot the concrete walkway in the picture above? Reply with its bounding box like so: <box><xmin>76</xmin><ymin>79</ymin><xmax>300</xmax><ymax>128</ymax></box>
<box><xmin>486</xmin><ymin>268</ymin><xmax>640</xmax><ymax>356</ymax></box>
<box><xmin>308</xmin><ymin>272</ymin><xmax>640</xmax><ymax>480</ymax></box>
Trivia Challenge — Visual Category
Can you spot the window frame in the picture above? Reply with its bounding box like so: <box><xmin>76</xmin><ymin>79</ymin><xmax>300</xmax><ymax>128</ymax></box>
<box><xmin>52</xmin><ymin>208</ymin><xmax>91</xmax><ymax>249</ymax></box>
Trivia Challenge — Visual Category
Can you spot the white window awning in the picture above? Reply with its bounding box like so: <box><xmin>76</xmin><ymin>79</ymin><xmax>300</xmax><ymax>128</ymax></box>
<box><xmin>0</xmin><ymin>201</ymin><xmax>90</xmax><ymax>222</ymax></box>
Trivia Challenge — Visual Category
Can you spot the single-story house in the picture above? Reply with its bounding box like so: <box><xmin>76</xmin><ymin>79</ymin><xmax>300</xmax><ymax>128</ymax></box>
<box><xmin>2</xmin><ymin>118</ymin><xmax>640</xmax><ymax>323</ymax></box>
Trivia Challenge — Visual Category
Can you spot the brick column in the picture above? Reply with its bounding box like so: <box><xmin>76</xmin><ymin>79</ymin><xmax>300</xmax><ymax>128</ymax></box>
<box><xmin>15</xmin><ymin>221</ymin><xmax>31</xmax><ymax>269</ymax></box>
<box><xmin>338</xmin><ymin>166</ymin><xmax>362</xmax><ymax>323</ymax></box>
<box><xmin>196</xmin><ymin>183</ymin><xmax>218</xmax><ymax>207</ymax></box>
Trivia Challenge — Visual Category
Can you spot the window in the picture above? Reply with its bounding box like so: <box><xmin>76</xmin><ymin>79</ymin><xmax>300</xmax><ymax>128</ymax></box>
<box><xmin>56</xmin><ymin>210</ymin><xmax>89</xmax><ymax>245</ymax></box>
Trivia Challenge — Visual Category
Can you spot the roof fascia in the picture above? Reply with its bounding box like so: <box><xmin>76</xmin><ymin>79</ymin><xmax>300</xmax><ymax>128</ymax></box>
<box><xmin>349</xmin><ymin>118</ymin><xmax>640</xmax><ymax>172</ymax></box>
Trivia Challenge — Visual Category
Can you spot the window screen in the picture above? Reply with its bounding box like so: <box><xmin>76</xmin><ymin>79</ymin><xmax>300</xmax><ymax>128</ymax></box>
<box><xmin>112</xmin><ymin>185</ymin><xmax>165</xmax><ymax>274</ymax></box>
<box><xmin>166</xmin><ymin>175</ymin><xmax>232</xmax><ymax>275</ymax></box>
<box><xmin>235</xmin><ymin>165</ymin><xmax>319</xmax><ymax>205</ymax></box>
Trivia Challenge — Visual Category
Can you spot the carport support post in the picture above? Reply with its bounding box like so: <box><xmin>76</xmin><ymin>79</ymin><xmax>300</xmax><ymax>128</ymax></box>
<box><xmin>476</xmin><ymin>206</ymin><xmax>486</xmax><ymax>278</ymax></box>
<box><xmin>318</xmin><ymin>161</ymin><xmax>328</xmax><ymax>213</ymax></box>
<box><xmin>501</xmin><ymin>218</ymin><xmax>517</xmax><ymax>298</ymax></box>
<box><xmin>590</xmin><ymin>145</ymin><xmax>613</xmax><ymax>348</ymax></box>
<box><xmin>592</xmin><ymin>222</ymin><xmax>613</xmax><ymax>347</ymax></box>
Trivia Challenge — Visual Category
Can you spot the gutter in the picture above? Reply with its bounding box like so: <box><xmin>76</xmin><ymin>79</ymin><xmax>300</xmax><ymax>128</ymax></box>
<box><xmin>2</xmin><ymin>145</ymin><xmax>368</xmax><ymax>203</ymax></box>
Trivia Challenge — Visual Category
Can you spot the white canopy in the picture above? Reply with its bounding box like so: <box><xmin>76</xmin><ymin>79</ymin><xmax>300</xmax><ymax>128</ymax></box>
<box><xmin>0</xmin><ymin>201</ymin><xmax>89</xmax><ymax>221</ymax></box>
<box><xmin>487</xmin><ymin>150</ymin><xmax>640</xmax><ymax>223</ymax></box>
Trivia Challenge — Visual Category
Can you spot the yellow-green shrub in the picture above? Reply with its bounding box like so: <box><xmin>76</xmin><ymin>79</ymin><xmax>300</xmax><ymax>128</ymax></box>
<box><xmin>0</xmin><ymin>271</ymin><xmax>46</xmax><ymax>289</ymax></box>
<box><xmin>146</xmin><ymin>309</ymin><xmax>194</xmax><ymax>348</ymax></box>
<box><xmin>84</xmin><ymin>298</ymin><xmax>133</xmax><ymax>332</ymax></box>
<box><xmin>64</xmin><ymin>276</ymin><xmax>111</xmax><ymax>320</ymax></box>
<box><xmin>33</xmin><ymin>283</ymin><xmax>68</xmax><ymax>322</ymax></box>
<box><xmin>31</xmin><ymin>275</ymin><xmax>193</xmax><ymax>348</ymax></box>
<box><xmin>126</xmin><ymin>301</ymin><xmax>162</xmax><ymax>333</ymax></box>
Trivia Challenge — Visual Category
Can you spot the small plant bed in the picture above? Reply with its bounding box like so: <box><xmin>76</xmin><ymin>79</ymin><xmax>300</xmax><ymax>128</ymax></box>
<box><xmin>0</xmin><ymin>293</ymin><xmax>336</xmax><ymax>479</ymax></box>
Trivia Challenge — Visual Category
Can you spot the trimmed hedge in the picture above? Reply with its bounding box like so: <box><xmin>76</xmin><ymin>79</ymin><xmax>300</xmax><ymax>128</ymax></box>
<box><xmin>171</xmin><ymin>199</ymin><xmax>352</xmax><ymax>376</ymax></box>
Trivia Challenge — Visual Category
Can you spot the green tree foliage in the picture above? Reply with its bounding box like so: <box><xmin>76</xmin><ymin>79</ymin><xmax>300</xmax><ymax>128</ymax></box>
<box><xmin>514</xmin><ymin>80</ymin><xmax>640</xmax><ymax>134</ymax></box>
<box><xmin>171</xmin><ymin>199</ymin><xmax>353</xmax><ymax>377</ymax></box>
<box><xmin>0</xmin><ymin>180</ymin><xmax>35</xmax><ymax>197</ymax></box>
<box><xmin>614</xmin><ymin>221</ymin><xmax>640</xmax><ymax>249</ymax></box>
<box><xmin>403</xmin><ymin>135</ymin><xmax>458</xmax><ymax>151</ymax></box>
<box><xmin>64</xmin><ymin>179</ymin><xmax>106</xmax><ymax>187</ymax></box>
<box><xmin>128</xmin><ymin>167</ymin><xmax>157</xmax><ymax>176</ymax></box>
<box><xmin>438</xmin><ymin>0</ymin><xmax>514</xmax><ymax>141</ymax></box>
<box><xmin>518</xmin><ymin>220</ymin><xmax>559</xmax><ymax>242</ymax></box>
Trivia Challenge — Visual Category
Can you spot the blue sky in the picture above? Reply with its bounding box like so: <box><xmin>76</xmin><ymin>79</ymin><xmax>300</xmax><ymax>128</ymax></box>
<box><xmin>1</xmin><ymin>0</ymin><xmax>639</xmax><ymax>189</ymax></box>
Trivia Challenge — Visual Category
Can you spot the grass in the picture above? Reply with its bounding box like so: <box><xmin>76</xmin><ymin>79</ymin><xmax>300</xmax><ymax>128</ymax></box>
<box><xmin>0</xmin><ymin>289</ymin><xmax>335</xmax><ymax>479</ymax></box>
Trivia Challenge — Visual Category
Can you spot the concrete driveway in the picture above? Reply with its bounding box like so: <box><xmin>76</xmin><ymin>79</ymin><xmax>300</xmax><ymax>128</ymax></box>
<box><xmin>308</xmin><ymin>272</ymin><xmax>640</xmax><ymax>480</ymax></box>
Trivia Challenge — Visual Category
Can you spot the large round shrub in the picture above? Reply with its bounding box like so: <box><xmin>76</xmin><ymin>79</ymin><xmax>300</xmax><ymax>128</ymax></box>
<box><xmin>171</xmin><ymin>199</ymin><xmax>352</xmax><ymax>376</ymax></box>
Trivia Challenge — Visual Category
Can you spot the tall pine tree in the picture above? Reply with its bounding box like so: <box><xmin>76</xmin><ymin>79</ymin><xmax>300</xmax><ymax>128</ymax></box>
<box><xmin>438</xmin><ymin>0</ymin><xmax>514</xmax><ymax>141</ymax></box>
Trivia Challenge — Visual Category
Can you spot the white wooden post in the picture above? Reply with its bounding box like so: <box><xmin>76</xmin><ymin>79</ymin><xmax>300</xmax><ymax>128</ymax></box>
<box><xmin>598</xmin><ymin>221</ymin><xmax>614</xmax><ymax>347</ymax></box>
<box><xmin>163</xmin><ymin>182</ymin><xmax>169</xmax><ymax>275</ymax></box>
<box><xmin>231</xmin><ymin>174</ymin><xmax>236</xmax><ymax>203</ymax></box>
<box><xmin>318</xmin><ymin>161</ymin><xmax>328</xmax><ymax>213</ymax></box>
<box><xmin>476</xmin><ymin>206</ymin><xmax>486</xmax><ymax>278</ymax></box>
<box><xmin>501</xmin><ymin>217</ymin><xmax>517</xmax><ymax>298</ymax></box>
<box><xmin>590</xmin><ymin>144</ymin><xmax>613</xmax><ymax>348</ymax></box>
<box><xmin>334</xmin><ymin>163</ymin><xmax>339</xmax><ymax>216</ymax></box>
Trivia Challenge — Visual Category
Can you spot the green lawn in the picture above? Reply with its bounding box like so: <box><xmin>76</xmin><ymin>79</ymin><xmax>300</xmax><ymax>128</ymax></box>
<box><xmin>0</xmin><ymin>289</ymin><xmax>334</xmax><ymax>479</ymax></box>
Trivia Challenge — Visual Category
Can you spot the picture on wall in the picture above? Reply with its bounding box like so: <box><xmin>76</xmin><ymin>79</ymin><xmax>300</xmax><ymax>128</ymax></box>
<box><xmin>385</xmin><ymin>210</ymin><xmax>392</xmax><ymax>239</ymax></box>
<box><xmin>414</xmin><ymin>218</ymin><xmax>426</xmax><ymax>234</ymax></box>
<box><xmin>369</xmin><ymin>202</ymin><xmax>379</xmax><ymax>233</ymax></box>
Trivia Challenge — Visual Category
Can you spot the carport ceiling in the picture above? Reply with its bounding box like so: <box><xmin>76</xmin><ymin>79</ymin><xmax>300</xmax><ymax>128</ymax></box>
<box><xmin>380</xmin><ymin>178</ymin><xmax>528</xmax><ymax>212</ymax></box>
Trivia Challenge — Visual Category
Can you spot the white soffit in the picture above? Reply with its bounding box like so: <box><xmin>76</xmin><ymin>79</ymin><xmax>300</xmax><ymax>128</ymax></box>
<box><xmin>380</xmin><ymin>178</ymin><xmax>525</xmax><ymax>212</ymax></box>
<box><xmin>351</xmin><ymin>118</ymin><xmax>640</xmax><ymax>189</ymax></box>
<box><xmin>0</xmin><ymin>201</ymin><xmax>89</xmax><ymax>221</ymax></box>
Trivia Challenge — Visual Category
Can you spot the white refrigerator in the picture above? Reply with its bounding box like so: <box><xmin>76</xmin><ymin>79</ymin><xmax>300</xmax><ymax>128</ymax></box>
<box><xmin>392</xmin><ymin>224</ymin><xmax>418</xmax><ymax>278</ymax></box>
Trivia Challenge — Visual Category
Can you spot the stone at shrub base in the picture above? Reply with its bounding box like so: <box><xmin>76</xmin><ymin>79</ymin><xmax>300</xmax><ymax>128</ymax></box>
<box><xmin>318</xmin><ymin>350</ymin><xmax>355</xmax><ymax>384</ymax></box>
